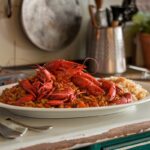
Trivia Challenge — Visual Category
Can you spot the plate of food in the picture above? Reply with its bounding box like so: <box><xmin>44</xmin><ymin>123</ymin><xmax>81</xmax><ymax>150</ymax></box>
<box><xmin>0</xmin><ymin>60</ymin><xmax>149</xmax><ymax>118</ymax></box>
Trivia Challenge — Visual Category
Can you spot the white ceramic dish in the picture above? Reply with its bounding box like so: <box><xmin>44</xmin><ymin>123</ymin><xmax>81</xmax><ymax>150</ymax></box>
<box><xmin>0</xmin><ymin>82</ymin><xmax>150</xmax><ymax>118</ymax></box>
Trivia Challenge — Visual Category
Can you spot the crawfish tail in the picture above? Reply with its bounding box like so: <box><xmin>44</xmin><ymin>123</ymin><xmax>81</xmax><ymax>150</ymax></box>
<box><xmin>72</xmin><ymin>75</ymin><xmax>104</xmax><ymax>96</ymax></box>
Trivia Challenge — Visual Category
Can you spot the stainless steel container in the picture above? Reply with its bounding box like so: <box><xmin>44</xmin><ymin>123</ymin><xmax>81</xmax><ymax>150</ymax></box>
<box><xmin>86</xmin><ymin>24</ymin><xmax>126</xmax><ymax>74</ymax></box>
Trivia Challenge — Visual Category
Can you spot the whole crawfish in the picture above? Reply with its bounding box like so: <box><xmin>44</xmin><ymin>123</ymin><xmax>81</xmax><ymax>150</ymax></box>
<box><xmin>18</xmin><ymin>66</ymin><xmax>55</xmax><ymax>103</ymax></box>
<box><xmin>99</xmin><ymin>78</ymin><xmax>133</xmax><ymax>104</ymax></box>
<box><xmin>18</xmin><ymin>59</ymin><xmax>133</xmax><ymax>107</ymax></box>
<box><xmin>18</xmin><ymin>63</ymin><xmax>77</xmax><ymax>106</ymax></box>
<box><xmin>45</xmin><ymin>59</ymin><xmax>104</xmax><ymax>96</ymax></box>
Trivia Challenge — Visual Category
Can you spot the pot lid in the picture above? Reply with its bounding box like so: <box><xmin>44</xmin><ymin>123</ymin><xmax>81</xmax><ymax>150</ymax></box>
<box><xmin>21</xmin><ymin>0</ymin><xmax>82</xmax><ymax>51</ymax></box>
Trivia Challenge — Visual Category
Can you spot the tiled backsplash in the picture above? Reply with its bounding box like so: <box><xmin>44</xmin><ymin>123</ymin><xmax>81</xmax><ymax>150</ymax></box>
<box><xmin>0</xmin><ymin>0</ymin><xmax>123</xmax><ymax>67</ymax></box>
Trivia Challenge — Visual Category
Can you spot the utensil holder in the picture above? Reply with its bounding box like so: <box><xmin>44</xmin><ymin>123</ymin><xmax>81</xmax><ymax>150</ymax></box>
<box><xmin>86</xmin><ymin>25</ymin><xmax>126</xmax><ymax>75</ymax></box>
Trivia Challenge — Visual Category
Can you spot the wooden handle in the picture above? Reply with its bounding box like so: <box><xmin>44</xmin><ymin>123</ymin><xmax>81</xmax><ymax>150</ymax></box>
<box><xmin>88</xmin><ymin>5</ymin><xmax>99</xmax><ymax>28</ymax></box>
<box><xmin>111</xmin><ymin>21</ymin><xmax>119</xmax><ymax>27</ymax></box>
<box><xmin>94</xmin><ymin>0</ymin><xmax>103</xmax><ymax>10</ymax></box>
<box><xmin>88</xmin><ymin>5</ymin><xmax>100</xmax><ymax>40</ymax></box>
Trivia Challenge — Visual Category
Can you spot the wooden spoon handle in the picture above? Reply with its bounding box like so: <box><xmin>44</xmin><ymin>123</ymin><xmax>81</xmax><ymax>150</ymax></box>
<box><xmin>95</xmin><ymin>0</ymin><xmax>103</xmax><ymax>10</ymax></box>
<box><xmin>88</xmin><ymin>5</ymin><xmax>99</xmax><ymax>28</ymax></box>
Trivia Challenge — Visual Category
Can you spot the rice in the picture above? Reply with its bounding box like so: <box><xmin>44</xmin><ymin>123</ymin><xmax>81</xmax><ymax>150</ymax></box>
<box><xmin>108</xmin><ymin>77</ymin><xmax>149</xmax><ymax>100</ymax></box>
<box><xmin>0</xmin><ymin>76</ymin><xmax>149</xmax><ymax>108</ymax></box>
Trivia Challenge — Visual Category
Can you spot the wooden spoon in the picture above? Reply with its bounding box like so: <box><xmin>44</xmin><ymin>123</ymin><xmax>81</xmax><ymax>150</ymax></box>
<box><xmin>95</xmin><ymin>0</ymin><xmax>103</xmax><ymax>10</ymax></box>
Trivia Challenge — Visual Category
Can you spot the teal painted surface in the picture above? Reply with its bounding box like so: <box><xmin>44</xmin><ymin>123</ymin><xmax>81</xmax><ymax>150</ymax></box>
<box><xmin>78</xmin><ymin>144</ymin><xmax>101</xmax><ymax>150</ymax></box>
<box><xmin>77</xmin><ymin>131</ymin><xmax>150</xmax><ymax>150</ymax></box>
<box><xmin>129</xmin><ymin>144</ymin><xmax>150</xmax><ymax>150</ymax></box>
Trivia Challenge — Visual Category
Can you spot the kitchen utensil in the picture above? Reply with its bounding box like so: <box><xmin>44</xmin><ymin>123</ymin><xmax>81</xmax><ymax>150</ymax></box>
<box><xmin>88</xmin><ymin>0</ymin><xmax>104</xmax><ymax>40</ymax></box>
<box><xmin>21</xmin><ymin>0</ymin><xmax>82</xmax><ymax>51</ymax></box>
<box><xmin>111</xmin><ymin>5</ymin><xmax>123</xmax><ymax>27</ymax></box>
<box><xmin>0</xmin><ymin>122</ymin><xmax>27</xmax><ymax>139</ymax></box>
<box><xmin>86</xmin><ymin>26</ymin><xmax>126</xmax><ymax>75</ymax></box>
<box><xmin>128</xmin><ymin>65</ymin><xmax>150</xmax><ymax>73</ymax></box>
<box><xmin>6</xmin><ymin>118</ymin><xmax>53</xmax><ymax>131</ymax></box>
<box><xmin>95</xmin><ymin>0</ymin><xmax>102</xmax><ymax>10</ymax></box>
<box><xmin>105</xmin><ymin>8</ymin><xmax>112</xmax><ymax>27</ymax></box>
<box><xmin>88</xmin><ymin>5</ymin><xmax>99</xmax><ymax>28</ymax></box>
<box><xmin>89</xmin><ymin>0</ymin><xmax>107</xmax><ymax>28</ymax></box>
<box><xmin>128</xmin><ymin>65</ymin><xmax>150</xmax><ymax>80</ymax></box>
<box><xmin>6</xmin><ymin>0</ymin><xmax>12</xmax><ymax>18</ymax></box>
<box><xmin>88</xmin><ymin>5</ymin><xmax>108</xmax><ymax>40</ymax></box>
<box><xmin>96</xmin><ymin>9</ymin><xmax>108</xmax><ymax>28</ymax></box>
<box><xmin>87</xmin><ymin>0</ymin><xmax>126</xmax><ymax>74</ymax></box>
<box><xmin>121</xmin><ymin>0</ymin><xmax>138</xmax><ymax>22</ymax></box>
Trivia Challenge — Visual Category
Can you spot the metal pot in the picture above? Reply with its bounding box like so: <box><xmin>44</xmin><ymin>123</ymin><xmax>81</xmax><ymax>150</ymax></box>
<box><xmin>86</xmin><ymin>24</ymin><xmax>126</xmax><ymax>75</ymax></box>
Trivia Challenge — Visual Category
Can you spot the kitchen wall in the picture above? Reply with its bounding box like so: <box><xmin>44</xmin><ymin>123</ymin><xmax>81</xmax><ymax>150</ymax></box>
<box><xmin>0</xmin><ymin>0</ymin><xmax>123</xmax><ymax>67</ymax></box>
